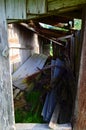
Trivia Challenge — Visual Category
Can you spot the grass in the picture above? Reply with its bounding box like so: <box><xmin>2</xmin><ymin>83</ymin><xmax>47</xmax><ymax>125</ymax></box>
<box><xmin>15</xmin><ymin>91</ymin><xmax>44</xmax><ymax>123</ymax></box>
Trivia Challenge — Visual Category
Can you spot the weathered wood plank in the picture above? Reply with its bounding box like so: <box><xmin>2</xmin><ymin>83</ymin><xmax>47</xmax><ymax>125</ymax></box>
<box><xmin>27</xmin><ymin>0</ymin><xmax>47</xmax><ymax>14</ymax></box>
<box><xmin>0</xmin><ymin>0</ymin><xmax>15</xmax><ymax>129</ymax></box>
<box><xmin>48</xmin><ymin>0</ymin><xmax>86</xmax><ymax>12</ymax></box>
<box><xmin>6</xmin><ymin>0</ymin><xmax>26</xmax><ymax>19</ymax></box>
<box><xmin>12</xmin><ymin>53</ymin><xmax>48</xmax><ymax>81</ymax></box>
<box><xmin>74</xmin><ymin>7</ymin><xmax>86</xmax><ymax>130</ymax></box>
<box><xmin>49</xmin><ymin>103</ymin><xmax>60</xmax><ymax>129</ymax></box>
<box><xmin>6</xmin><ymin>0</ymin><xmax>83</xmax><ymax>22</ymax></box>
<box><xmin>16</xmin><ymin>123</ymin><xmax>50</xmax><ymax>130</ymax></box>
<box><xmin>16</xmin><ymin>123</ymin><xmax>72</xmax><ymax>130</ymax></box>
<box><xmin>4</xmin><ymin>0</ymin><xmax>86</xmax><ymax>21</ymax></box>
<box><xmin>0</xmin><ymin>0</ymin><xmax>6</xmax><ymax>23</ymax></box>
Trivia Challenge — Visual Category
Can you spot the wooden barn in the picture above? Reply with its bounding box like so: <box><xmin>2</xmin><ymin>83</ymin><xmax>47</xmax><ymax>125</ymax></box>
<box><xmin>0</xmin><ymin>0</ymin><xmax>86</xmax><ymax>130</ymax></box>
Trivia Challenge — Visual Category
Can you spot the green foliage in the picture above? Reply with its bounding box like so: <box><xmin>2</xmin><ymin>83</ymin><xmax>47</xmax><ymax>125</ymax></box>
<box><xmin>74</xmin><ymin>19</ymin><xmax>82</xmax><ymax>30</ymax></box>
<box><xmin>15</xmin><ymin>91</ymin><xmax>44</xmax><ymax>123</ymax></box>
<box><xmin>50</xmin><ymin>42</ymin><xmax>53</xmax><ymax>56</ymax></box>
<box><xmin>15</xmin><ymin>109</ymin><xmax>27</xmax><ymax>123</ymax></box>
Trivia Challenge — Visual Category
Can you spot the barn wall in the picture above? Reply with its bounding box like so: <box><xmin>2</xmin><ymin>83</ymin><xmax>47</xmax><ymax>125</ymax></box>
<box><xmin>0</xmin><ymin>1</ymin><xmax>15</xmax><ymax>129</ymax></box>
<box><xmin>6</xmin><ymin>0</ymin><xmax>26</xmax><ymax>19</ymax></box>
<box><xmin>13</xmin><ymin>24</ymin><xmax>40</xmax><ymax>53</ymax></box>
<box><xmin>9</xmin><ymin>24</ymin><xmax>40</xmax><ymax>73</ymax></box>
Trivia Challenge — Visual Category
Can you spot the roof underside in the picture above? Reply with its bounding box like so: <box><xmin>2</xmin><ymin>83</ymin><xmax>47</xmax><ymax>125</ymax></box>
<box><xmin>6</xmin><ymin>0</ymin><xmax>83</xmax><ymax>44</ymax></box>
<box><xmin>4</xmin><ymin>0</ymin><xmax>85</xmax><ymax>23</ymax></box>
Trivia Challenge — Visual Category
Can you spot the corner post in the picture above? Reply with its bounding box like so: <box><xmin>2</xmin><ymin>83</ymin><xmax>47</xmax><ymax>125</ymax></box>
<box><xmin>74</xmin><ymin>6</ymin><xmax>86</xmax><ymax>130</ymax></box>
<box><xmin>0</xmin><ymin>0</ymin><xmax>15</xmax><ymax>130</ymax></box>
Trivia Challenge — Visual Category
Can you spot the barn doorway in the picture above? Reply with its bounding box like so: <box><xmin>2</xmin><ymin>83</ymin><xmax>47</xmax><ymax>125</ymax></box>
<box><xmin>8</xmin><ymin>18</ymin><xmax>82</xmax><ymax>130</ymax></box>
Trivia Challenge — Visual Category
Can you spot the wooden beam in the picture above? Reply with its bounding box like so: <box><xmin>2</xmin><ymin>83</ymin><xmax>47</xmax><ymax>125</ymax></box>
<box><xmin>57</xmin><ymin>34</ymin><xmax>73</xmax><ymax>41</ymax></box>
<box><xmin>74</xmin><ymin>7</ymin><xmax>86</xmax><ymax>130</ymax></box>
<box><xmin>20</xmin><ymin>23</ymin><xmax>67</xmax><ymax>46</ymax></box>
<box><xmin>60</xmin><ymin>9</ymin><xmax>82</xmax><ymax>19</ymax></box>
<box><xmin>0</xmin><ymin>0</ymin><xmax>15</xmax><ymax>129</ymax></box>
<box><xmin>7</xmin><ymin>20</ymin><xmax>21</xmax><ymax>24</ymax></box>
<box><xmin>48</xmin><ymin>0</ymin><xmax>86</xmax><ymax>13</ymax></box>
<box><xmin>34</xmin><ymin>15</ymin><xmax>73</xmax><ymax>26</ymax></box>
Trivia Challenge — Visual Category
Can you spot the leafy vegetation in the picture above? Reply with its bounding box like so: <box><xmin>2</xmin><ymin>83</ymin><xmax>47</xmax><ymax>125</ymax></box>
<box><xmin>15</xmin><ymin>91</ymin><xmax>44</xmax><ymax>123</ymax></box>
<box><xmin>74</xmin><ymin>19</ymin><xmax>82</xmax><ymax>30</ymax></box>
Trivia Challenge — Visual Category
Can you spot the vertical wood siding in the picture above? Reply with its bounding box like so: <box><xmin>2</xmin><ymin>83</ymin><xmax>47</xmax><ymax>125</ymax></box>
<box><xmin>27</xmin><ymin>0</ymin><xmax>47</xmax><ymax>14</ymax></box>
<box><xmin>6</xmin><ymin>0</ymin><xmax>26</xmax><ymax>19</ymax></box>
<box><xmin>0</xmin><ymin>0</ymin><xmax>15</xmax><ymax>129</ymax></box>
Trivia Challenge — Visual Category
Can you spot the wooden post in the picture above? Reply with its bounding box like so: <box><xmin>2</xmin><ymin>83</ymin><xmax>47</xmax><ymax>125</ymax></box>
<box><xmin>0</xmin><ymin>1</ymin><xmax>15</xmax><ymax>130</ymax></box>
<box><xmin>74</xmin><ymin>7</ymin><xmax>86</xmax><ymax>130</ymax></box>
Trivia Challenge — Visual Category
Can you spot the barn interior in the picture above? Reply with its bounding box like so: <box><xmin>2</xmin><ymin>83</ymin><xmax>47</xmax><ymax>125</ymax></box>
<box><xmin>1</xmin><ymin>0</ymin><xmax>86</xmax><ymax>130</ymax></box>
<box><xmin>8</xmin><ymin>14</ymin><xmax>82</xmax><ymax>130</ymax></box>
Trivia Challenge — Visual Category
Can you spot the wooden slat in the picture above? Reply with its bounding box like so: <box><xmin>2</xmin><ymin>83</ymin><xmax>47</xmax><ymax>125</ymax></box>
<box><xmin>6</xmin><ymin>0</ymin><xmax>26</xmax><ymax>19</ymax></box>
<box><xmin>48</xmin><ymin>0</ymin><xmax>86</xmax><ymax>12</ymax></box>
<box><xmin>12</xmin><ymin>54</ymin><xmax>48</xmax><ymax>81</ymax></box>
<box><xmin>0</xmin><ymin>0</ymin><xmax>15</xmax><ymax>129</ymax></box>
<box><xmin>27</xmin><ymin>0</ymin><xmax>47</xmax><ymax>14</ymax></box>
<box><xmin>49</xmin><ymin>103</ymin><xmax>60</xmax><ymax>129</ymax></box>
<box><xmin>21</xmin><ymin>24</ymin><xmax>64</xmax><ymax>46</ymax></box>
